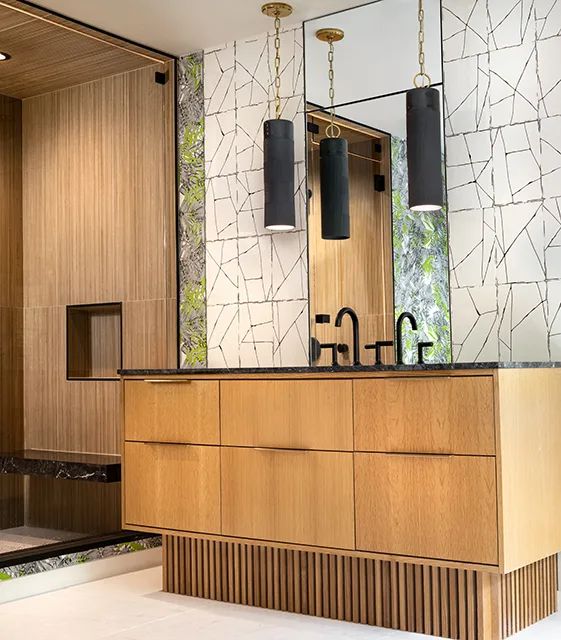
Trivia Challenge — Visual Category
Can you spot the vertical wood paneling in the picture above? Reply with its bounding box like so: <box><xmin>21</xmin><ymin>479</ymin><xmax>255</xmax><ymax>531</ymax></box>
<box><xmin>163</xmin><ymin>536</ymin><xmax>559</xmax><ymax>640</ymax></box>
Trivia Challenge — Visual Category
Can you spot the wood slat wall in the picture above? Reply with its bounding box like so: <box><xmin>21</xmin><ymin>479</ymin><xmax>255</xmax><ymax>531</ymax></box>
<box><xmin>22</xmin><ymin>63</ymin><xmax>177</xmax><ymax>455</ymax></box>
<box><xmin>0</xmin><ymin>93</ymin><xmax>24</xmax><ymax>527</ymax></box>
<box><xmin>163</xmin><ymin>536</ymin><xmax>558</xmax><ymax>640</ymax></box>
<box><xmin>0</xmin><ymin>1</ymin><xmax>169</xmax><ymax>99</ymax></box>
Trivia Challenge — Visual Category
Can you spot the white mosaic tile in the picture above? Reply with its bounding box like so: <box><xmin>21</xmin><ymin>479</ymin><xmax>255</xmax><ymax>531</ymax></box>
<box><xmin>239</xmin><ymin>301</ymin><xmax>274</xmax><ymax>367</ymax></box>
<box><xmin>547</xmin><ymin>278</ymin><xmax>561</xmax><ymax>358</ymax></box>
<box><xmin>236</xmin><ymin>103</ymin><xmax>268</xmax><ymax>172</ymax></box>
<box><xmin>235</xmin><ymin>34</ymin><xmax>270</xmax><ymax>108</ymax></box>
<box><xmin>271</xmin><ymin>231</ymin><xmax>308</xmax><ymax>301</ymax></box>
<box><xmin>273</xmin><ymin>299</ymin><xmax>309</xmax><ymax>367</ymax></box>
<box><xmin>541</xmin><ymin>115</ymin><xmax>561</xmax><ymax>197</ymax></box>
<box><xmin>206</xmin><ymin>239</ymin><xmax>238</xmax><ymax>306</ymax></box>
<box><xmin>204</xmin><ymin>43</ymin><xmax>235</xmax><ymax>116</ymax></box>
<box><xmin>442</xmin><ymin>0</ymin><xmax>488</xmax><ymax>61</ymax></box>
<box><xmin>498</xmin><ymin>281</ymin><xmax>550</xmax><ymax>361</ymax></box>
<box><xmin>205</xmin><ymin>110</ymin><xmax>236</xmax><ymax>178</ymax></box>
<box><xmin>537</xmin><ymin>36</ymin><xmax>561</xmax><ymax>117</ymax></box>
<box><xmin>205</xmin><ymin>175</ymin><xmax>238</xmax><ymax>241</ymax></box>
<box><xmin>449</xmin><ymin>208</ymin><xmax>496</xmax><ymax>288</ymax></box>
<box><xmin>492</xmin><ymin>121</ymin><xmax>542</xmax><ymax>205</ymax></box>
<box><xmin>238</xmin><ymin>235</ymin><xmax>273</xmax><ymax>303</ymax></box>
<box><xmin>451</xmin><ymin>285</ymin><xmax>499</xmax><ymax>362</ymax></box>
<box><xmin>446</xmin><ymin>131</ymin><xmax>494</xmax><ymax>212</ymax></box>
<box><xmin>489</xmin><ymin>41</ymin><xmax>539</xmax><ymax>126</ymax></box>
<box><xmin>496</xmin><ymin>201</ymin><xmax>546</xmax><ymax>283</ymax></box>
<box><xmin>444</xmin><ymin>54</ymin><xmax>491</xmax><ymax>134</ymax></box>
<box><xmin>544</xmin><ymin>198</ymin><xmax>561</xmax><ymax>278</ymax></box>
<box><xmin>206</xmin><ymin>304</ymin><xmax>239</xmax><ymax>368</ymax></box>
<box><xmin>488</xmin><ymin>0</ymin><xmax>535</xmax><ymax>50</ymax></box>
<box><xmin>536</xmin><ymin>0</ymin><xmax>561</xmax><ymax>39</ymax></box>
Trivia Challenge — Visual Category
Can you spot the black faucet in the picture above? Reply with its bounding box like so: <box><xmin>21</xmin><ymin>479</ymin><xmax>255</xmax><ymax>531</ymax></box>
<box><xmin>396</xmin><ymin>312</ymin><xmax>418</xmax><ymax>365</ymax></box>
<box><xmin>335</xmin><ymin>307</ymin><xmax>361</xmax><ymax>366</ymax></box>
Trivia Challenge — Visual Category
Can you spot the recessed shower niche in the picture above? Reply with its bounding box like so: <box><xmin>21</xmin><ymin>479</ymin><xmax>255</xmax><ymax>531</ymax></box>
<box><xmin>67</xmin><ymin>303</ymin><xmax>122</xmax><ymax>381</ymax></box>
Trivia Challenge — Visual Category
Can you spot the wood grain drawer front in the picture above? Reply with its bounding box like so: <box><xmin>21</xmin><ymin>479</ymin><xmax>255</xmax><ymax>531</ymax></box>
<box><xmin>355</xmin><ymin>453</ymin><xmax>498</xmax><ymax>565</ymax></box>
<box><xmin>354</xmin><ymin>376</ymin><xmax>495</xmax><ymax>455</ymax></box>
<box><xmin>124</xmin><ymin>442</ymin><xmax>220</xmax><ymax>533</ymax></box>
<box><xmin>221</xmin><ymin>447</ymin><xmax>355</xmax><ymax>549</ymax></box>
<box><xmin>124</xmin><ymin>380</ymin><xmax>219</xmax><ymax>444</ymax></box>
<box><xmin>220</xmin><ymin>380</ymin><xmax>353</xmax><ymax>450</ymax></box>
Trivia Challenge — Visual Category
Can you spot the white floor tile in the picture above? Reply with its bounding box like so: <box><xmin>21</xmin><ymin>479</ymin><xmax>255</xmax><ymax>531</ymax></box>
<box><xmin>1</xmin><ymin>566</ymin><xmax>560</xmax><ymax>640</ymax></box>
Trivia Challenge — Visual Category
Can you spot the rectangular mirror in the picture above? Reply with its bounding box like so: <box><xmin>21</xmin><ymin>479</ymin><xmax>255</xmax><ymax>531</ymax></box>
<box><xmin>304</xmin><ymin>1</ymin><xmax>450</xmax><ymax>366</ymax></box>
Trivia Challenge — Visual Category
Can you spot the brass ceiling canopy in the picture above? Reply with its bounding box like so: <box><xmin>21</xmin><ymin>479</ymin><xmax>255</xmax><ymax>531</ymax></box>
<box><xmin>261</xmin><ymin>2</ymin><xmax>293</xmax><ymax>18</ymax></box>
<box><xmin>315</xmin><ymin>28</ymin><xmax>345</xmax><ymax>43</ymax></box>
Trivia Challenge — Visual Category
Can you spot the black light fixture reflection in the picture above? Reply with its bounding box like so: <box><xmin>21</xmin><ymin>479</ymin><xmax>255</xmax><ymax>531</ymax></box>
<box><xmin>262</xmin><ymin>3</ymin><xmax>295</xmax><ymax>231</ymax></box>
<box><xmin>406</xmin><ymin>0</ymin><xmax>443</xmax><ymax>212</ymax></box>
<box><xmin>316</xmin><ymin>28</ymin><xmax>350</xmax><ymax>240</ymax></box>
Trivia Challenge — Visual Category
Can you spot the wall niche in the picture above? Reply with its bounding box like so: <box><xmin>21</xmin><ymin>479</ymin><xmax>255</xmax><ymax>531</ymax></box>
<box><xmin>67</xmin><ymin>303</ymin><xmax>122</xmax><ymax>380</ymax></box>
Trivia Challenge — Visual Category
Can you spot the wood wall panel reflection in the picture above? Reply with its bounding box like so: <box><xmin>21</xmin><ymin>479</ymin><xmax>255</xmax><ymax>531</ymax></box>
<box><xmin>307</xmin><ymin>113</ymin><xmax>394</xmax><ymax>366</ymax></box>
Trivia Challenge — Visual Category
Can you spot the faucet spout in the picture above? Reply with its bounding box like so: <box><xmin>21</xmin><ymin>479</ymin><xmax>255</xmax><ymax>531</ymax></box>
<box><xmin>335</xmin><ymin>307</ymin><xmax>361</xmax><ymax>366</ymax></box>
<box><xmin>396</xmin><ymin>312</ymin><xmax>418</xmax><ymax>365</ymax></box>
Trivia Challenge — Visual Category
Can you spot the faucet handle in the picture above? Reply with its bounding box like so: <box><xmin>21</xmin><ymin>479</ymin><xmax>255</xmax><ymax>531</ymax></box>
<box><xmin>365</xmin><ymin>341</ymin><xmax>394</xmax><ymax>365</ymax></box>
<box><xmin>319</xmin><ymin>343</ymin><xmax>340</xmax><ymax>367</ymax></box>
<box><xmin>417</xmin><ymin>341</ymin><xmax>434</xmax><ymax>365</ymax></box>
<box><xmin>315</xmin><ymin>314</ymin><xmax>331</xmax><ymax>324</ymax></box>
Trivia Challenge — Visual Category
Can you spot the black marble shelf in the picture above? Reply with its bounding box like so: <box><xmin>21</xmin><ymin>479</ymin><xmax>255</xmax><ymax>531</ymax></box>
<box><xmin>0</xmin><ymin>450</ymin><xmax>121</xmax><ymax>483</ymax></box>
<box><xmin>120</xmin><ymin>362</ymin><xmax>561</xmax><ymax>376</ymax></box>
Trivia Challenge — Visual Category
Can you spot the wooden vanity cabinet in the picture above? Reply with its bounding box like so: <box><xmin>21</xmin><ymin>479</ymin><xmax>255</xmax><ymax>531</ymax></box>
<box><xmin>122</xmin><ymin>369</ymin><xmax>561</xmax><ymax>574</ymax></box>
<box><xmin>354</xmin><ymin>376</ymin><xmax>495</xmax><ymax>455</ymax></box>
<box><xmin>220</xmin><ymin>379</ymin><xmax>353</xmax><ymax>450</ymax></box>
<box><xmin>221</xmin><ymin>447</ymin><xmax>355</xmax><ymax>548</ymax></box>
<box><xmin>124</xmin><ymin>441</ymin><xmax>220</xmax><ymax>533</ymax></box>
<box><xmin>124</xmin><ymin>379</ymin><xmax>219</xmax><ymax>444</ymax></box>
<box><xmin>354</xmin><ymin>452</ymin><xmax>498</xmax><ymax>565</ymax></box>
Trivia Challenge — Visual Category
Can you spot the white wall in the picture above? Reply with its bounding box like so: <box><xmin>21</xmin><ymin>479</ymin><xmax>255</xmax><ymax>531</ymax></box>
<box><xmin>444</xmin><ymin>0</ymin><xmax>561</xmax><ymax>363</ymax></box>
<box><xmin>203</xmin><ymin>26</ymin><xmax>309</xmax><ymax>368</ymax></box>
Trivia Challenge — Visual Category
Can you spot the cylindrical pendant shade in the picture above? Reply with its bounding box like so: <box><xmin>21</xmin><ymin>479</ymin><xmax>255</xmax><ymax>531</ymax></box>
<box><xmin>406</xmin><ymin>87</ymin><xmax>443</xmax><ymax>212</ymax></box>
<box><xmin>264</xmin><ymin>119</ymin><xmax>295</xmax><ymax>231</ymax></box>
<box><xmin>320</xmin><ymin>137</ymin><xmax>350</xmax><ymax>240</ymax></box>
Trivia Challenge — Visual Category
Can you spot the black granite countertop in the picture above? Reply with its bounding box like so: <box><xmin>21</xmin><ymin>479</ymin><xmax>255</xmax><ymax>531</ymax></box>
<box><xmin>0</xmin><ymin>449</ymin><xmax>121</xmax><ymax>483</ymax></box>
<box><xmin>120</xmin><ymin>362</ymin><xmax>561</xmax><ymax>376</ymax></box>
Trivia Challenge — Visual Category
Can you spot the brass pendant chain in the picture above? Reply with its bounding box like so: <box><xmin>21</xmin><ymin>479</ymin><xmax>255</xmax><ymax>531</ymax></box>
<box><xmin>414</xmin><ymin>0</ymin><xmax>431</xmax><ymax>88</ymax></box>
<box><xmin>326</xmin><ymin>39</ymin><xmax>340</xmax><ymax>138</ymax></box>
<box><xmin>274</xmin><ymin>13</ymin><xmax>282</xmax><ymax>120</ymax></box>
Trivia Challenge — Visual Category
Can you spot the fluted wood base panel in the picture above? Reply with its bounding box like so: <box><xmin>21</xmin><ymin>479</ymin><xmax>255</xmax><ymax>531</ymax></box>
<box><xmin>162</xmin><ymin>536</ymin><xmax>558</xmax><ymax>640</ymax></box>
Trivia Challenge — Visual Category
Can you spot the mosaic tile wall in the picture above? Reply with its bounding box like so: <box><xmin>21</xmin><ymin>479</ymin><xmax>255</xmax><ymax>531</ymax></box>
<box><xmin>202</xmin><ymin>26</ymin><xmax>309</xmax><ymax>368</ymax></box>
<box><xmin>444</xmin><ymin>0</ymin><xmax>561</xmax><ymax>362</ymax></box>
<box><xmin>0</xmin><ymin>537</ymin><xmax>160</xmax><ymax>581</ymax></box>
<box><xmin>178</xmin><ymin>53</ymin><xmax>207</xmax><ymax>368</ymax></box>
<box><xmin>392</xmin><ymin>137</ymin><xmax>452</xmax><ymax>363</ymax></box>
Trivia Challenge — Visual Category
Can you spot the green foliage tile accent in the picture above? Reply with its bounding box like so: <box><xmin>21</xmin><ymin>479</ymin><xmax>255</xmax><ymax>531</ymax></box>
<box><xmin>177</xmin><ymin>52</ymin><xmax>207</xmax><ymax>368</ymax></box>
<box><xmin>391</xmin><ymin>137</ymin><xmax>452</xmax><ymax>363</ymax></box>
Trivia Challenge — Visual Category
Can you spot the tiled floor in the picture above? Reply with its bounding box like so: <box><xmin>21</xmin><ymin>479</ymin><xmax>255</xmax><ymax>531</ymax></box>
<box><xmin>0</xmin><ymin>566</ymin><xmax>560</xmax><ymax>639</ymax></box>
<box><xmin>0</xmin><ymin>527</ymin><xmax>86</xmax><ymax>553</ymax></box>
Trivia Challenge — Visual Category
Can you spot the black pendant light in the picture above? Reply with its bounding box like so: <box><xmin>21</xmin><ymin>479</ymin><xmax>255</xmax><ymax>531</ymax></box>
<box><xmin>316</xmin><ymin>28</ymin><xmax>350</xmax><ymax>240</ymax></box>
<box><xmin>406</xmin><ymin>0</ymin><xmax>443</xmax><ymax>212</ymax></box>
<box><xmin>262</xmin><ymin>3</ymin><xmax>295</xmax><ymax>231</ymax></box>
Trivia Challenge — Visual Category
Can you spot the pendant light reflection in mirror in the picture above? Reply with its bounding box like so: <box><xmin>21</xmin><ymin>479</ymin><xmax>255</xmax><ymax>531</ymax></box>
<box><xmin>406</xmin><ymin>0</ymin><xmax>443</xmax><ymax>212</ymax></box>
<box><xmin>262</xmin><ymin>3</ymin><xmax>296</xmax><ymax>232</ymax></box>
<box><xmin>316</xmin><ymin>28</ymin><xmax>350</xmax><ymax>240</ymax></box>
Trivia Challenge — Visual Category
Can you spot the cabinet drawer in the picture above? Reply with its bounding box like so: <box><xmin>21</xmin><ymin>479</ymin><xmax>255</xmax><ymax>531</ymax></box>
<box><xmin>355</xmin><ymin>453</ymin><xmax>498</xmax><ymax>565</ymax></box>
<box><xmin>124</xmin><ymin>379</ymin><xmax>219</xmax><ymax>444</ymax></box>
<box><xmin>124</xmin><ymin>442</ymin><xmax>220</xmax><ymax>533</ymax></box>
<box><xmin>220</xmin><ymin>380</ymin><xmax>353</xmax><ymax>450</ymax></box>
<box><xmin>221</xmin><ymin>447</ymin><xmax>355</xmax><ymax>549</ymax></box>
<box><xmin>354</xmin><ymin>376</ymin><xmax>495</xmax><ymax>455</ymax></box>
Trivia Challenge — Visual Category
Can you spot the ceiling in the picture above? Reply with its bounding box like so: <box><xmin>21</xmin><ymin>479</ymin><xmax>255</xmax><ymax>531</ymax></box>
<box><xmin>30</xmin><ymin>0</ymin><xmax>368</xmax><ymax>56</ymax></box>
<box><xmin>0</xmin><ymin>1</ymin><xmax>169</xmax><ymax>99</ymax></box>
